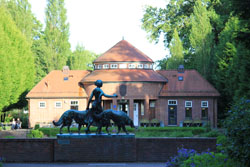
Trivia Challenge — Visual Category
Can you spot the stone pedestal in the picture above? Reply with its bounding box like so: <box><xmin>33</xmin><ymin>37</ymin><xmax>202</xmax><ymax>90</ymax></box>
<box><xmin>54</xmin><ymin>133</ymin><xmax>136</xmax><ymax>162</ymax></box>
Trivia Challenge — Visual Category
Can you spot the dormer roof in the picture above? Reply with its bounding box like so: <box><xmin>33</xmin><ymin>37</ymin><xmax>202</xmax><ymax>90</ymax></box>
<box><xmin>93</xmin><ymin>40</ymin><xmax>153</xmax><ymax>63</ymax></box>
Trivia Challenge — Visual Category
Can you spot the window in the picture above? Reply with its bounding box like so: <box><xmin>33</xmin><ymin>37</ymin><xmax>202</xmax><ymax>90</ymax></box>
<box><xmin>150</xmin><ymin>100</ymin><xmax>156</xmax><ymax>108</ymax></box>
<box><xmin>137</xmin><ymin>64</ymin><xmax>143</xmax><ymax>69</ymax></box>
<box><xmin>185</xmin><ymin>101</ymin><xmax>192</xmax><ymax>119</ymax></box>
<box><xmin>95</xmin><ymin>64</ymin><xmax>102</xmax><ymax>69</ymax></box>
<box><xmin>150</xmin><ymin>64</ymin><xmax>153</xmax><ymax>69</ymax></box>
<box><xmin>55</xmin><ymin>101</ymin><xmax>62</xmax><ymax>108</ymax></box>
<box><xmin>39</xmin><ymin>101</ymin><xmax>46</xmax><ymax>108</ymax></box>
<box><xmin>110</xmin><ymin>64</ymin><xmax>118</xmax><ymax>69</ymax></box>
<box><xmin>141</xmin><ymin>102</ymin><xmax>144</xmax><ymax>116</ymax></box>
<box><xmin>103</xmin><ymin>64</ymin><xmax>109</xmax><ymax>69</ymax></box>
<box><xmin>201</xmin><ymin>101</ymin><xmax>208</xmax><ymax>119</ymax></box>
<box><xmin>178</xmin><ymin>76</ymin><xmax>184</xmax><ymax>81</ymax></box>
<box><xmin>201</xmin><ymin>108</ymin><xmax>208</xmax><ymax>119</ymax></box>
<box><xmin>119</xmin><ymin>64</ymin><xmax>127</xmax><ymax>69</ymax></box>
<box><xmin>168</xmin><ymin>100</ymin><xmax>177</xmax><ymax>105</ymax></box>
<box><xmin>144</xmin><ymin>64</ymin><xmax>149</xmax><ymax>69</ymax></box>
<box><xmin>128</xmin><ymin>64</ymin><xmax>135</xmax><ymax>69</ymax></box>
<box><xmin>185</xmin><ymin>101</ymin><xmax>192</xmax><ymax>107</ymax></box>
<box><xmin>185</xmin><ymin>107</ymin><xmax>192</xmax><ymax>119</ymax></box>
<box><xmin>201</xmin><ymin>101</ymin><xmax>208</xmax><ymax>108</ymax></box>
<box><xmin>70</xmin><ymin>100</ymin><xmax>79</xmax><ymax>110</ymax></box>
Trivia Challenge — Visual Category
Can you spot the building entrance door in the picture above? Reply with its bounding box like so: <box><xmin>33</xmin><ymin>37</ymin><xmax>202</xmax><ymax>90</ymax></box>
<box><xmin>133</xmin><ymin>103</ymin><xmax>139</xmax><ymax>126</ymax></box>
<box><xmin>117</xmin><ymin>100</ymin><xmax>129</xmax><ymax>115</ymax></box>
<box><xmin>168</xmin><ymin>105</ymin><xmax>177</xmax><ymax>125</ymax></box>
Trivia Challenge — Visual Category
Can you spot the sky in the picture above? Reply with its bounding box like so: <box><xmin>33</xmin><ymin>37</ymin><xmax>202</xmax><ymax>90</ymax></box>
<box><xmin>29</xmin><ymin>0</ymin><xmax>169</xmax><ymax>62</ymax></box>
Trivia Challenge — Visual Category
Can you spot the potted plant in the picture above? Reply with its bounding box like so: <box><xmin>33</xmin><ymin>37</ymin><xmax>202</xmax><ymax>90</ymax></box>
<box><xmin>140</xmin><ymin>119</ymin><xmax>150</xmax><ymax>127</ymax></box>
<box><xmin>150</xmin><ymin>118</ymin><xmax>160</xmax><ymax>127</ymax></box>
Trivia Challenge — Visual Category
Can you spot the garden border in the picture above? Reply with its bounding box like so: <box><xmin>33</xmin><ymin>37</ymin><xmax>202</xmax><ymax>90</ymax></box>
<box><xmin>0</xmin><ymin>137</ymin><xmax>216</xmax><ymax>162</ymax></box>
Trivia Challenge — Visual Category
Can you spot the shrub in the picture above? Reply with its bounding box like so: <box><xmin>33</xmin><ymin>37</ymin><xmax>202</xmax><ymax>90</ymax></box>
<box><xmin>216</xmin><ymin>135</ymin><xmax>227</xmax><ymax>153</ymax></box>
<box><xmin>0</xmin><ymin>157</ymin><xmax>5</xmax><ymax>167</ymax></box>
<box><xmin>224</xmin><ymin>98</ymin><xmax>250</xmax><ymax>166</ymax></box>
<box><xmin>182</xmin><ymin>152</ymin><xmax>239</xmax><ymax>167</ymax></box>
<box><xmin>4</xmin><ymin>116</ymin><xmax>13</xmax><ymax>123</ymax></box>
<box><xmin>191</xmin><ymin>128</ymin><xmax>205</xmax><ymax>135</ymax></box>
<box><xmin>166</xmin><ymin>148</ymin><xmax>196</xmax><ymax>167</ymax></box>
<box><xmin>3</xmin><ymin>136</ymin><xmax>15</xmax><ymax>138</ymax></box>
<box><xmin>0</xmin><ymin>127</ymin><xmax>2</xmax><ymax>131</ymax></box>
<box><xmin>202</xmin><ymin>130</ymin><xmax>221</xmax><ymax>137</ymax></box>
<box><xmin>27</xmin><ymin>130</ymin><xmax>44</xmax><ymax>138</ymax></box>
<box><xmin>34</xmin><ymin>124</ymin><xmax>40</xmax><ymax>130</ymax></box>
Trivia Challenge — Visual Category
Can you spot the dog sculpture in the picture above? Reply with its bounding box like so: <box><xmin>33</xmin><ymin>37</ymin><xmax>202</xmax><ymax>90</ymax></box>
<box><xmin>52</xmin><ymin>109</ymin><xmax>88</xmax><ymax>134</ymax></box>
<box><xmin>94</xmin><ymin>109</ymin><xmax>135</xmax><ymax>134</ymax></box>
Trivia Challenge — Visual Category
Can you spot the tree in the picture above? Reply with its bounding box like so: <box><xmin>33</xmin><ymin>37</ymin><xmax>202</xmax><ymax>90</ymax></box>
<box><xmin>167</xmin><ymin>28</ymin><xmax>184</xmax><ymax>69</ymax></box>
<box><xmin>189</xmin><ymin>0</ymin><xmax>214</xmax><ymax>79</ymax></box>
<box><xmin>44</xmin><ymin>0</ymin><xmax>71</xmax><ymax>71</ymax></box>
<box><xmin>0</xmin><ymin>5</ymin><xmax>35</xmax><ymax>113</ymax></box>
<box><xmin>67</xmin><ymin>44</ymin><xmax>98</xmax><ymax>70</ymax></box>
<box><xmin>4</xmin><ymin>0</ymin><xmax>35</xmax><ymax>44</ymax></box>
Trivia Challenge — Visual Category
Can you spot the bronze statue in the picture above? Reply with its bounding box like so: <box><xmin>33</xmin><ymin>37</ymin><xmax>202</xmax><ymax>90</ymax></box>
<box><xmin>53</xmin><ymin>80</ymin><xmax>135</xmax><ymax>135</ymax></box>
<box><xmin>85</xmin><ymin>80</ymin><xmax>118</xmax><ymax>133</ymax></box>
<box><xmin>52</xmin><ymin>109</ymin><xmax>88</xmax><ymax>134</ymax></box>
<box><xmin>94</xmin><ymin>109</ymin><xmax>135</xmax><ymax>134</ymax></box>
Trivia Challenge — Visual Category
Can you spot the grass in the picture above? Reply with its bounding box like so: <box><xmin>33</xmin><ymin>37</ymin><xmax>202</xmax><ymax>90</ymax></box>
<box><xmin>3</xmin><ymin>136</ymin><xmax>15</xmax><ymax>139</ymax></box>
<box><xmin>38</xmin><ymin>126</ymin><xmax>220</xmax><ymax>138</ymax></box>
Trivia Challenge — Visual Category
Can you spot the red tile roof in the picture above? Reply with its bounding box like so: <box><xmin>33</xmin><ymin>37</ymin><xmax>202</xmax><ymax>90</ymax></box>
<box><xmin>81</xmin><ymin>69</ymin><xmax>167</xmax><ymax>83</ymax></box>
<box><xmin>94</xmin><ymin>40</ymin><xmax>154</xmax><ymax>63</ymax></box>
<box><xmin>157</xmin><ymin>70</ymin><xmax>220</xmax><ymax>97</ymax></box>
<box><xmin>26</xmin><ymin>70</ymin><xmax>90</xmax><ymax>98</ymax></box>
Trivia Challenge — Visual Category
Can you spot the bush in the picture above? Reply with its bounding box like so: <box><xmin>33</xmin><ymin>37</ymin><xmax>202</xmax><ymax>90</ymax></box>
<box><xmin>224</xmin><ymin>98</ymin><xmax>250</xmax><ymax>166</ymax></box>
<box><xmin>216</xmin><ymin>135</ymin><xmax>228</xmax><ymax>153</ymax></box>
<box><xmin>182</xmin><ymin>152</ymin><xmax>239</xmax><ymax>167</ymax></box>
<box><xmin>27</xmin><ymin>130</ymin><xmax>44</xmax><ymax>138</ymax></box>
<box><xmin>0</xmin><ymin>127</ymin><xmax>2</xmax><ymax>131</ymax></box>
<box><xmin>3</xmin><ymin>136</ymin><xmax>15</xmax><ymax>138</ymax></box>
<box><xmin>4</xmin><ymin>116</ymin><xmax>13</xmax><ymax>123</ymax></box>
<box><xmin>166</xmin><ymin>148</ymin><xmax>196</xmax><ymax>167</ymax></box>
<box><xmin>191</xmin><ymin>128</ymin><xmax>205</xmax><ymax>135</ymax></box>
<box><xmin>202</xmin><ymin>130</ymin><xmax>221</xmax><ymax>137</ymax></box>
<box><xmin>0</xmin><ymin>157</ymin><xmax>5</xmax><ymax>167</ymax></box>
<box><xmin>34</xmin><ymin>124</ymin><xmax>40</xmax><ymax>130</ymax></box>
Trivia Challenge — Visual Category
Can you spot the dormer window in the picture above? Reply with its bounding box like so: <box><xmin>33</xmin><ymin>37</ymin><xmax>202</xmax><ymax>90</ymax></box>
<box><xmin>103</xmin><ymin>64</ymin><xmax>109</xmax><ymax>69</ymax></box>
<box><xmin>128</xmin><ymin>64</ymin><xmax>135</xmax><ymax>69</ymax></box>
<box><xmin>137</xmin><ymin>64</ymin><xmax>143</xmax><ymax>69</ymax></box>
<box><xmin>110</xmin><ymin>64</ymin><xmax>118</xmax><ymax>69</ymax></box>
<box><xmin>144</xmin><ymin>64</ymin><xmax>149</xmax><ymax>69</ymax></box>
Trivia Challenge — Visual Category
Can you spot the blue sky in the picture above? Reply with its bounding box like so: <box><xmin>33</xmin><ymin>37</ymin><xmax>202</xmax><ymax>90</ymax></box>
<box><xmin>29</xmin><ymin>0</ymin><xmax>169</xmax><ymax>62</ymax></box>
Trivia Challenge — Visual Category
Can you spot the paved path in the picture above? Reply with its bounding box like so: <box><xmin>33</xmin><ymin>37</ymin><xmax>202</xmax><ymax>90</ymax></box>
<box><xmin>4</xmin><ymin>162</ymin><xmax>166</xmax><ymax>167</ymax></box>
<box><xmin>0</xmin><ymin>129</ymin><xmax>30</xmax><ymax>138</ymax></box>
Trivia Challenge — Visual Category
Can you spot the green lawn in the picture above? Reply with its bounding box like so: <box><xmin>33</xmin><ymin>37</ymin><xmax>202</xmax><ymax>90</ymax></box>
<box><xmin>38</xmin><ymin>126</ymin><xmax>221</xmax><ymax>138</ymax></box>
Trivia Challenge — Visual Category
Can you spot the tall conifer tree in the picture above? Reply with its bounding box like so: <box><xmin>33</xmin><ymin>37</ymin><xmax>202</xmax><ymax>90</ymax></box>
<box><xmin>44</xmin><ymin>0</ymin><xmax>71</xmax><ymax>71</ymax></box>
<box><xmin>167</xmin><ymin>29</ymin><xmax>184</xmax><ymax>69</ymax></box>
<box><xmin>189</xmin><ymin>0</ymin><xmax>214</xmax><ymax>79</ymax></box>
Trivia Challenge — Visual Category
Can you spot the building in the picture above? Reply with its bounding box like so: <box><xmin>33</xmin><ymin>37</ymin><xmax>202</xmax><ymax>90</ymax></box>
<box><xmin>26</xmin><ymin>40</ymin><xmax>220</xmax><ymax>128</ymax></box>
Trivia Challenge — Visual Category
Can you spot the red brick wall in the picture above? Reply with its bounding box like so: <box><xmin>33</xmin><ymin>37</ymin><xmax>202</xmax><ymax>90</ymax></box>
<box><xmin>0</xmin><ymin>138</ymin><xmax>216</xmax><ymax>162</ymax></box>
<box><xmin>0</xmin><ymin>139</ymin><xmax>54</xmax><ymax>162</ymax></box>
<box><xmin>158</xmin><ymin>97</ymin><xmax>218</xmax><ymax>127</ymax></box>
